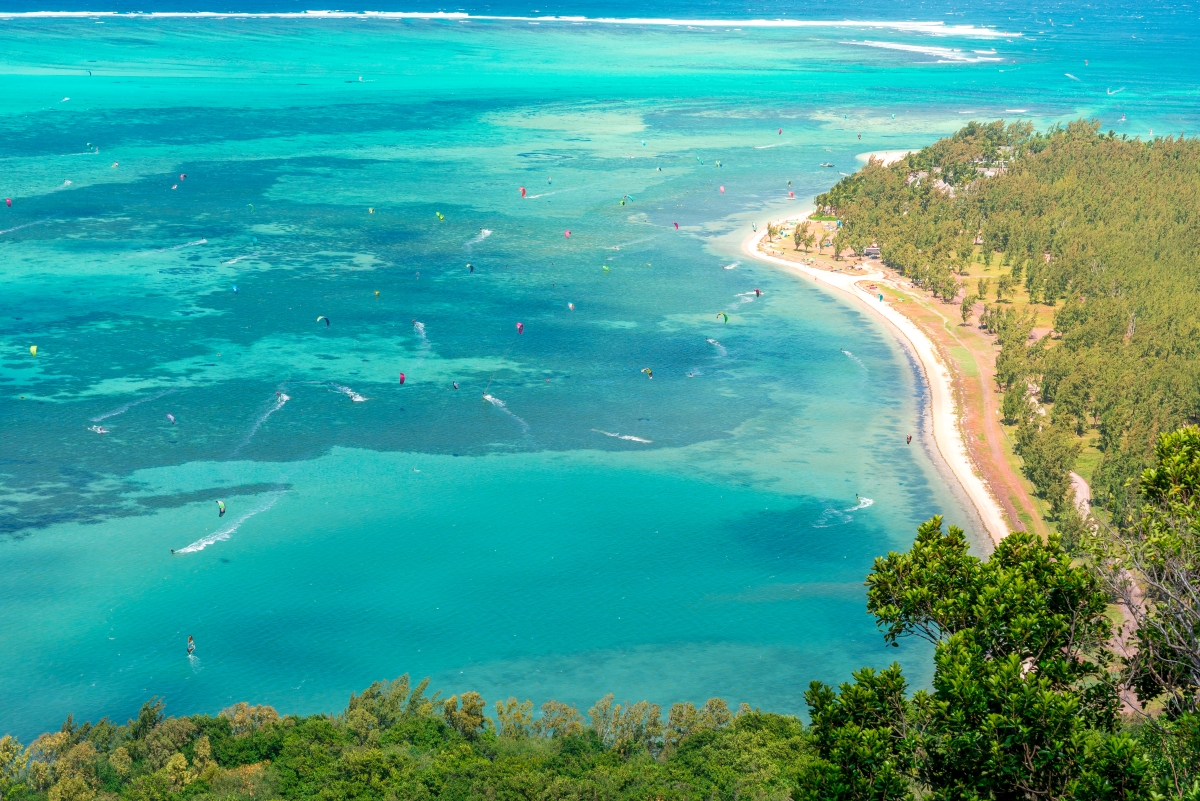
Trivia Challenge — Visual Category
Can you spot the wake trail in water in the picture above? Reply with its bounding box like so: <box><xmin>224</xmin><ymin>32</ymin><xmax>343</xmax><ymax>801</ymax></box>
<box><xmin>732</xmin><ymin>291</ymin><xmax>758</xmax><ymax>306</ymax></box>
<box><xmin>706</xmin><ymin>338</ymin><xmax>727</xmax><ymax>357</ymax></box>
<box><xmin>233</xmin><ymin>391</ymin><xmax>290</xmax><ymax>454</ymax></box>
<box><xmin>847</xmin><ymin>497</ymin><xmax>874</xmax><ymax>511</ymax></box>
<box><xmin>174</xmin><ymin>492</ymin><xmax>284</xmax><ymax>554</ymax></box>
<box><xmin>0</xmin><ymin>217</ymin><xmax>56</xmax><ymax>236</ymax></box>
<box><xmin>91</xmin><ymin>389</ymin><xmax>175</xmax><ymax>422</ymax></box>
<box><xmin>722</xmin><ymin>261</ymin><xmax>740</xmax><ymax>270</ymax></box>
<box><xmin>483</xmin><ymin>394</ymin><xmax>529</xmax><ymax>433</ymax></box>
<box><xmin>753</xmin><ymin>142</ymin><xmax>790</xmax><ymax>149</ymax></box>
<box><xmin>331</xmin><ymin>383</ymin><xmax>368</xmax><ymax>402</ymax></box>
<box><xmin>152</xmin><ymin>238</ymin><xmax>207</xmax><ymax>254</ymax></box>
<box><xmin>592</xmin><ymin>429</ymin><xmax>652</xmax><ymax>443</ymax></box>
<box><xmin>840</xmin><ymin>349</ymin><xmax>867</xmax><ymax>370</ymax></box>
<box><xmin>464</xmin><ymin>228</ymin><xmax>493</xmax><ymax>248</ymax></box>
<box><xmin>222</xmin><ymin>252</ymin><xmax>260</xmax><ymax>265</ymax></box>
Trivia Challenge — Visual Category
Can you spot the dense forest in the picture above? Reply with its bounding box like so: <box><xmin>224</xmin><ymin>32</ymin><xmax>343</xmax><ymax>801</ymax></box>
<box><xmin>817</xmin><ymin>121</ymin><xmax>1200</xmax><ymax>522</ymax></box>
<box><xmin>3</xmin><ymin>425</ymin><xmax>1200</xmax><ymax>800</ymax></box>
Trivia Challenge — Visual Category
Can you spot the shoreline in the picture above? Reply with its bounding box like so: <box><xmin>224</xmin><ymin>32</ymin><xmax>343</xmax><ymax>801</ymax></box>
<box><xmin>743</xmin><ymin>217</ymin><xmax>1009</xmax><ymax>546</ymax></box>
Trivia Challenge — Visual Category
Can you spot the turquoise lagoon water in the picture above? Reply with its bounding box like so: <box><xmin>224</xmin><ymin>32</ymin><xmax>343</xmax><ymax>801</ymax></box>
<box><xmin>1</xmin><ymin>11</ymin><xmax>1197</xmax><ymax>737</ymax></box>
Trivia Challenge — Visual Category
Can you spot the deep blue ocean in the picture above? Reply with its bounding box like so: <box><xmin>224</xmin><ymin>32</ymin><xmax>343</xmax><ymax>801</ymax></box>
<box><xmin>1</xmin><ymin>0</ymin><xmax>1196</xmax><ymax>739</ymax></box>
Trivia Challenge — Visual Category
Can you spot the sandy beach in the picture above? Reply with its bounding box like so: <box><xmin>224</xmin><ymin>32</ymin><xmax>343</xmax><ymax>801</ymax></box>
<box><xmin>744</xmin><ymin>217</ymin><xmax>1010</xmax><ymax>546</ymax></box>
<box><xmin>855</xmin><ymin>149</ymin><xmax>916</xmax><ymax>166</ymax></box>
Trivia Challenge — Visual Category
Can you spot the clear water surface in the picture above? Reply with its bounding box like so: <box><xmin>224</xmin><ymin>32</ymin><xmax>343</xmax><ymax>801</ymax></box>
<box><xmin>1</xmin><ymin>3</ymin><xmax>1197</xmax><ymax>737</ymax></box>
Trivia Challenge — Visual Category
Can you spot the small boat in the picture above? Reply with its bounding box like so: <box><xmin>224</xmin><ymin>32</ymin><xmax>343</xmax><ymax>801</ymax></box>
<box><xmin>820</xmin><ymin>162</ymin><xmax>834</xmax><ymax>168</ymax></box>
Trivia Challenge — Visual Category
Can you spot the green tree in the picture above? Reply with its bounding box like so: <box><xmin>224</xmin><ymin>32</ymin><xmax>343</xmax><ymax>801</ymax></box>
<box><xmin>958</xmin><ymin>292</ymin><xmax>977</xmax><ymax>325</ymax></box>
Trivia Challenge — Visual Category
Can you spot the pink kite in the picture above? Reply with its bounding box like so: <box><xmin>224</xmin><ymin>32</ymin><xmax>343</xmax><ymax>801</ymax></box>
<box><xmin>520</xmin><ymin>186</ymin><xmax>526</xmax><ymax>198</ymax></box>
<box><xmin>4</xmin><ymin>198</ymin><xmax>10</xmax><ymax>207</ymax></box>
<box><xmin>673</xmin><ymin>222</ymin><xmax>679</xmax><ymax>230</ymax></box>
<box><xmin>789</xmin><ymin>191</ymin><xmax>795</xmax><ymax>198</ymax></box>
<box><xmin>778</xmin><ymin>128</ymin><xmax>782</xmax><ymax>134</ymax></box>
<box><xmin>180</xmin><ymin>173</ymin><xmax>187</xmax><ymax>180</ymax></box>
<box><xmin>399</xmin><ymin>372</ymin><xmax>406</xmax><ymax>385</ymax></box>
<box><xmin>516</xmin><ymin>322</ymin><xmax>524</xmax><ymax>334</ymax></box>
<box><xmin>719</xmin><ymin>186</ymin><xmax>725</xmax><ymax>194</ymax></box>
<box><xmin>564</xmin><ymin>230</ymin><xmax>571</xmax><ymax>238</ymax></box>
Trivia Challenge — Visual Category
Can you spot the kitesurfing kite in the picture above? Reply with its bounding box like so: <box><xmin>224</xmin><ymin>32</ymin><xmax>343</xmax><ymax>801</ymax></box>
<box><xmin>564</xmin><ymin>230</ymin><xmax>571</xmax><ymax>239</ymax></box>
<box><xmin>30</xmin><ymin>345</ymin><xmax>37</xmax><ymax>356</ymax></box>
<box><xmin>436</xmin><ymin>212</ymin><xmax>445</xmax><ymax>221</ymax></box>
<box><xmin>717</xmin><ymin>312</ymin><xmax>729</xmax><ymax>324</ymax></box>
<box><xmin>317</xmin><ymin>316</ymin><xmax>330</xmax><ymax>327</ymax></box>
<box><xmin>398</xmin><ymin>372</ymin><xmax>406</xmax><ymax>385</ymax></box>
<box><xmin>5</xmin><ymin>198</ymin><xmax>10</xmax><ymax>207</ymax></box>
<box><xmin>166</xmin><ymin>413</ymin><xmax>176</xmax><ymax>424</ymax></box>
<box><xmin>641</xmin><ymin>368</ymin><xmax>653</xmax><ymax>379</ymax></box>
<box><xmin>516</xmin><ymin>322</ymin><xmax>524</xmax><ymax>334</ymax></box>
<box><xmin>520</xmin><ymin>186</ymin><xmax>526</xmax><ymax>198</ymax></box>
<box><xmin>673</xmin><ymin>222</ymin><xmax>679</xmax><ymax>230</ymax></box>
<box><xmin>216</xmin><ymin>500</ymin><xmax>226</xmax><ymax>517</ymax></box>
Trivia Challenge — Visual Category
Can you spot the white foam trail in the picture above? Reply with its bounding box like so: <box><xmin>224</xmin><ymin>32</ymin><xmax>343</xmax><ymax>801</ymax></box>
<box><xmin>413</xmin><ymin>321</ymin><xmax>427</xmax><ymax>342</ymax></box>
<box><xmin>592</xmin><ymin>429</ymin><xmax>652</xmax><ymax>443</ymax></box>
<box><xmin>174</xmin><ymin>492</ymin><xmax>284</xmax><ymax>554</ymax></box>
<box><xmin>1004</xmin><ymin>109</ymin><xmax>1029</xmax><ymax>113</ymax></box>
<box><xmin>842</xmin><ymin>40</ymin><xmax>1004</xmax><ymax>62</ymax></box>
<box><xmin>88</xmin><ymin>425</ymin><xmax>109</xmax><ymax>434</ymax></box>
<box><xmin>465</xmin><ymin>228</ymin><xmax>493</xmax><ymax>247</ymax></box>
<box><xmin>151</xmin><ymin>238</ymin><xmax>207</xmax><ymax>254</ymax></box>
<box><xmin>734</xmin><ymin>291</ymin><xmax>757</xmax><ymax>304</ymax></box>
<box><xmin>483</xmin><ymin>393</ymin><xmax>529</xmax><ymax>433</ymax></box>
<box><xmin>222</xmin><ymin>252</ymin><xmax>259</xmax><ymax>265</ymax></box>
<box><xmin>840</xmin><ymin>349</ymin><xmax>867</xmax><ymax>370</ymax></box>
<box><xmin>753</xmin><ymin>142</ymin><xmax>790</xmax><ymax>149</ymax></box>
<box><xmin>706</xmin><ymin>338</ymin><xmax>727</xmax><ymax>357</ymax></box>
<box><xmin>847</xmin><ymin>497</ymin><xmax>874</xmax><ymax>511</ymax></box>
<box><xmin>1065</xmin><ymin>73</ymin><xmax>1081</xmax><ymax>81</ymax></box>
<box><xmin>91</xmin><ymin>389</ymin><xmax>174</xmax><ymax>421</ymax></box>
<box><xmin>722</xmin><ymin>261</ymin><xmax>740</xmax><ymax>270</ymax></box>
<box><xmin>1107</xmin><ymin>87</ymin><xmax>1125</xmax><ymax>95</ymax></box>
<box><xmin>4</xmin><ymin>12</ymin><xmax>1020</xmax><ymax>37</ymax></box>
<box><xmin>331</xmin><ymin>383</ymin><xmax>368</xmax><ymax>402</ymax></box>
<box><xmin>235</xmin><ymin>392</ymin><xmax>290</xmax><ymax>452</ymax></box>
<box><xmin>0</xmin><ymin>217</ymin><xmax>54</xmax><ymax>236</ymax></box>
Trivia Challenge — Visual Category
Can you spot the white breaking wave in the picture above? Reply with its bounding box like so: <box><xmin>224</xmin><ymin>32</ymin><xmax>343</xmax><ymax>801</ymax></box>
<box><xmin>413</xmin><ymin>321</ymin><xmax>427</xmax><ymax>342</ymax></box>
<box><xmin>722</xmin><ymin>261</ymin><xmax>740</xmax><ymax>270</ymax></box>
<box><xmin>91</xmin><ymin>389</ymin><xmax>175</xmax><ymax>422</ymax></box>
<box><xmin>842</xmin><ymin>40</ymin><xmax>1004</xmax><ymax>63</ymax></box>
<box><xmin>222</xmin><ymin>252</ymin><xmax>260</xmax><ymax>265</ymax></box>
<box><xmin>331</xmin><ymin>383</ymin><xmax>368</xmax><ymax>402</ymax></box>
<box><xmin>1065</xmin><ymin>73</ymin><xmax>1081</xmax><ymax>81</ymax></box>
<box><xmin>174</xmin><ymin>492</ymin><xmax>284</xmax><ymax>554</ymax></box>
<box><xmin>753</xmin><ymin>141</ymin><xmax>790</xmax><ymax>149</ymax></box>
<box><xmin>592</xmin><ymin>429</ymin><xmax>652</xmax><ymax>443</ymax></box>
<box><xmin>706</xmin><ymin>338</ymin><xmax>727</xmax><ymax>356</ymax></box>
<box><xmin>482</xmin><ymin>393</ymin><xmax>529</xmax><ymax>432</ymax></box>
<box><xmin>5</xmin><ymin>12</ymin><xmax>1021</xmax><ymax>37</ymax></box>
